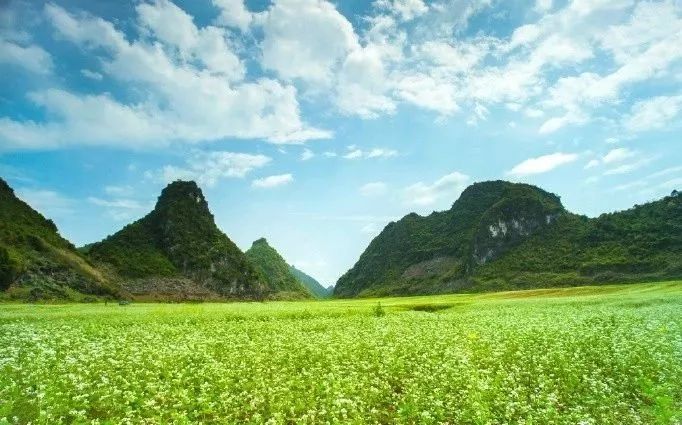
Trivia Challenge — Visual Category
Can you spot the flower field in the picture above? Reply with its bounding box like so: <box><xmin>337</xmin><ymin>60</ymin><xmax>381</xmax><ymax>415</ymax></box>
<box><xmin>1</xmin><ymin>282</ymin><xmax>681</xmax><ymax>424</ymax></box>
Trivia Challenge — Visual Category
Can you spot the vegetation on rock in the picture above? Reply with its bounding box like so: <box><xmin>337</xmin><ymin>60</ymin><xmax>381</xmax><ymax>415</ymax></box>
<box><xmin>0</xmin><ymin>178</ymin><xmax>119</xmax><ymax>300</ymax></box>
<box><xmin>335</xmin><ymin>180</ymin><xmax>682</xmax><ymax>297</ymax></box>
<box><xmin>289</xmin><ymin>264</ymin><xmax>330</xmax><ymax>298</ymax></box>
<box><xmin>245</xmin><ymin>238</ymin><xmax>311</xmax><ymax>299</ymax></box>
<box><xmin>88</xmin><ymin>181</ymin><xmax>266</xmax><ymax>299</ymax></box>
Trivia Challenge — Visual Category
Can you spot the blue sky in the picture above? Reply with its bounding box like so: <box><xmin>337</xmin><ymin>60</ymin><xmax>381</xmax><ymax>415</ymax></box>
<box><xmin>1</xmin><ymin>0</ymin><xmax>681</xmax><ymax>285</ymax></box>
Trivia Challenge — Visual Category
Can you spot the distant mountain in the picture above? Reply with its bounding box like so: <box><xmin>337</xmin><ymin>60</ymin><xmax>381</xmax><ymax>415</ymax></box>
<box><xmin>335</xmin><ymin>181</ymin><xmax>682</xmax><ymax>297</ymax></box>
<box><xmin>245</xmin><ymin>238</ymin><xmax>311</xmax><ymax>299</ymax></box>
<box><xmin>289</xmin><ymin>264</ymin><xmax>330</xmax><ymax>298</ymax></box>
<box><xmin>0</xmin><ymin>178</ymin><xmax>120</xmax><ymax>301</ymax></box>
<box><xmin>88</xmin><ymin>181</ymin><xmax>268</xmax><ymax>300</ymax></box>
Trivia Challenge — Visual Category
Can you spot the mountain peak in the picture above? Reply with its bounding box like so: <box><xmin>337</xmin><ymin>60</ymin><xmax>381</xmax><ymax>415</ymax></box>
<box><xmin>155</xmin><ymin>180</ymin><xmax>207</xmax><ymax>211</ymax></box>
<box><xmin>453</xmin><ymin>180</ymin><xmax>564</xmax><ymax>212</ymax></box>
<box><xmin>252</xmin><ymin>237</ymin><xmax>269</xmax><ymax>247</ymax></box>
<box><xmin>246</xmin><ymin>238</ymin><xmax>310</xmax><ymax>298</ymax></box>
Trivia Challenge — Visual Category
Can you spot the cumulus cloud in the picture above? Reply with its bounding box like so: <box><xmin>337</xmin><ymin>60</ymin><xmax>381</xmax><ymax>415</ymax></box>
<box><xmin>257</xmin><ymin>0</ymin><xmax>359</xmax><ymax>84</ymax></box>
<box><xmin>252</xmin><ymin>173</ymin><xmax>294</xmax><ymax>188</ymax></box>
<box><xmin>508</xmin><ymin>152</ymin><xmax>578</xmax><ymax>176</ymax></box>
<box><xmin>404</xmin><ymin>171</ymin><xmax>470</xmax><ymax>207</ymax></box>
<box><xmin>2</xmin><ymin>0</ymin><xmax>681</xmax><ymax>150</ymax></box>
<box><xmin>0</xmin><ymin>2</ymin><xmax>330</xmax><ymax>151</ymax></box>
<box><xmin>212</xmin><ymin>0</ymin><xmax>253</xmax><ymax>30</ymax></box>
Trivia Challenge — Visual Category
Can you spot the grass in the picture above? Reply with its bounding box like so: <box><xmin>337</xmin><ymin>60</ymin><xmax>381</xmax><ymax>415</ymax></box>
<box><xmin>1</xmin><ymin>281</ymin><xmax>681</xmax><ymax>424</ymax></box>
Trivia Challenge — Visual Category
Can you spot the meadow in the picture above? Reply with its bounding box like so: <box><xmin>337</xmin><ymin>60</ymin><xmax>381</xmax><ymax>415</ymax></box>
<box><xmin>1</xmin><ymin>282</ymin><xmax>681</xmax><ymax>424</ymax></box>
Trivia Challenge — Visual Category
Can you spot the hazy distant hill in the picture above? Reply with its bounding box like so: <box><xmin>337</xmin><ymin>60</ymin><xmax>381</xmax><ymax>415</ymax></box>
<box><xmin>0</xmin><ymin>178</ymin><xmax>119</xmax><ymax>301</ymax></box>
<box><xmin>289</xmin><ymin>264</ymin><xmax>330</xmax><ymax>298</ymax></box>
<box><xmin>335</xmin><ymin>181</ymin><xmax>682</xmax><ymax>297</ymax></box>
<box><xmin>88</xmin><ymin>181</ymin><xmax>268</xmax><ymax>300</ymax></box>
<box><xmin>245</xmin><ymin>238</ymin><xmax>311</xmax><ymax>299</ymax></box>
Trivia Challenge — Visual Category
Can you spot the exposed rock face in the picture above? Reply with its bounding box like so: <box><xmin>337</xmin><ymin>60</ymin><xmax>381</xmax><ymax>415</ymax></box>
<box><xmin>334</xmin><ymin>180</ymin><xmax>564</xmax><ymax>297</ymax></box>
<box><xmin>472</xmin><ymin>196</ymin><xmax>561</xmax><ymax>264</ymax></box>
<box><xmin>402</xmin><ymin>256</ymin><xmax>459</xmax><ymax>279</ymax></box>
<box><xmin>88</xmin><ymin>180</ymin><xmax>267</xmax><ymax>299</ymax></box>
<box><xmin>335</xmin><ymin>180</ymin><xmax>682</xmax><ymax>297</ymax></box>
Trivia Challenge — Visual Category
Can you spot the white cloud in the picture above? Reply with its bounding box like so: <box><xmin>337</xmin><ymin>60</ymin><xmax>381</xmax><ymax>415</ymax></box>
<box><xmin>603</xmin><ymin>157</ymin><xmax>654</xmax><ymax>175</ymax></box>
<box><xmin>212</xmin><ymin>0</ymin><xmax>253</xmax><ymax>31</ymax></box>
<box><xmin>508</xmin><ymin>152</ymin><xmax>578</xmax><ymax>176</ymax></box>
<box><xmin>136</xmin><ymin>0</ymin><xmax>244</xmax><ymax>78</ymax></box>
<box><xmin>343</xmin><ymin>146</ymin><xmax>398</xmax><ymax>159</ymax></box>
<box><xmin>252</xmin><ymin>173</ymin><xmax>294</xmax><ymax>188</ymax></box>
<box><xmin>359</xmin><ymin>181</ymin><xmax>388</xmax><ymax>197</ymax></box>
<box><xmin>376</xmin><ymin>0</ymin><xmax>428</xmax><ymax>21</ymax></box>
<box><xmin>534</xmin><ymin>0</ymin><xmax>552</xmax><ymax>13</ymax></box>
<box><xmin>150</xmin><ymin>151</ymin><xmax>271</xmax><ymax>187</ymax></box>
<box><xmin>257</xmin><ymin>0</ymin><xmax>359</xmax><ymax>84</ymax></box>
<box><xmin>2</xmin><ymin>0</ymin><xmax>682</xmax><ymax>149</ymax></box>
<box><xmin>602</xmin><ymin>147</ymin><xmax>636</xmax><ymax>164</ymax></box>
<box><xmin>395</xmin><ymin>73</ymin><xmax>459</xmax><ymax>115</ymax></box>
<box><xmin>404</xmin><ymin>171</ymin><xmax>470</xmax><ymax>207</ymax></box>
<box><xmin>584</xmin><ymin>159</ymin><xmax>600</xmax><ymax>169</ymax></box>
<box><xmin>0</xmin><ymin>39</ymin><xmax>53</xmax><ymax>74</ymax></box>
<box><xmin>87</xmin><ymin>197</ymin><xmax>149</xmax><ymax>209</ymax></box>
<box><xmin>623</xmin><ymin>95</ymin><xmax>682</xmax><ymax>133</ymax></box>
<box><xmin>80</xmin><ymin>69</ymin><xmax>103</xmax><ymax>80</ymax></box>
<box><xmin>343</xmin><ymin>148</ymin><xmax>363</xmax><ymax>159</ymax></box>
<box><xmin>300</xmin><ymin>148</ymin><xmax>315</xmax><ymax>161</ymax></box>
<box><xmin>0</xmin><ymin>3</ymin><xmax>330</xmax><ymax>151</ymax></box>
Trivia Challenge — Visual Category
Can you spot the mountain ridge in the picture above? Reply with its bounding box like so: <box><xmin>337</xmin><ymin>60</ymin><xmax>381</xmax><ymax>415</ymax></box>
<box><xmin>334</xmin><ymin>180</ymin><xmax>682</xmax><ymax>297</ymax></box>
<box><xmin>87</xmin><ymin>180</ymin><xmax>268</xmax><ymax>300</ymax></box>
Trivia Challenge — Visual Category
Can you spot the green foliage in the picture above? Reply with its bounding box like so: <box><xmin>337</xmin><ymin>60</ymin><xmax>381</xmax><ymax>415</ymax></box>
<box><xmin>336</xmin><ymin>180</ymin><xmax>682</xmax><ymax>297</ymax></box>
<box><xmin>0</xmin><ymin>282</ymin><xmax>680</xmax><ymax>423</ymax></box>
<box><xmin>0</xmin><ymin>246</ymin><xmax>21</xmax><ymax>290</ymax></box>
<box><xmin>289</xmin><ymin>264</ymin><xmax>330</xmax><ymax>298</ymax></box>
<box><xmin>245</xmin><ymin>238</ymin><xmax>310</xmax><ymax>297</ymax></box>
<box><xmin>88</xmin><ymin>181</ymin><xmax>265</xmax><ymax>298</ymax></box>
<box><xmin>0</xmin><ymin>178</ymin><xmax>118</xmax><ymax>299</ymax></box>
<box><xmin>335</xmin><ymin>181</ymin><xmax>567</xmax><ymax>297</ymax></box>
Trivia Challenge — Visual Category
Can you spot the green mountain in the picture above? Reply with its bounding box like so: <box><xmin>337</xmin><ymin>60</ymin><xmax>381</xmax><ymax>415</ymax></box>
<box><xmin>245</xmin><ymin>238</ymin><xmax>311</xmax><ymax>299</ymax></box>
<box><xmin>88</xmin><ymin>181</ymin><xmax>267</xmax><ymax>300</ymax></box>
<box><xmin>289</xmin><ymin>264</ymin><xmax>330</xmax><ymax>298</ymax></box>
<box><xmin>335</xmin><ymin>180</ymin><xmax>682</xmax><ymax>297</ymax></box>
<box><xmin>0</xmin><ymin>178</ymin><xmax>119</xmax><ymax>301</ymax></box>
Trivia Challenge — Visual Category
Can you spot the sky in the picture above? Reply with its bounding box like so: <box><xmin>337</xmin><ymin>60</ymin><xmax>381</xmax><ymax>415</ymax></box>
<box><xmin>0</xmin><ymin>0</ymin><xmax>681</xmax><ymax>285</ymax></box>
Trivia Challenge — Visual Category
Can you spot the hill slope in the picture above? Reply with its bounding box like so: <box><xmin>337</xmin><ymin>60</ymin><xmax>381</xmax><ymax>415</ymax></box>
<box><xmin>245</xmin><ymin>238</ymin><xmax>311</xmax><ymax>299</ymax></box>
<box><xmin>88</xmin><ymin>181</ymin><xmax>267</xmax><ymax>300</ymax></box>
<box><xmin>0</xmin><ymin>178</ymin><xmax>119</xmax><ymax>300</ymax></box>
<box><xmin>335</xmin><ymin>181</ymin><xmax>682</xmax><ymax>297</ymax></box>
<box><xmin>289</xmin><ymin>265</ymin><xmax>330</xmax><ymax>298</ymax></box>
